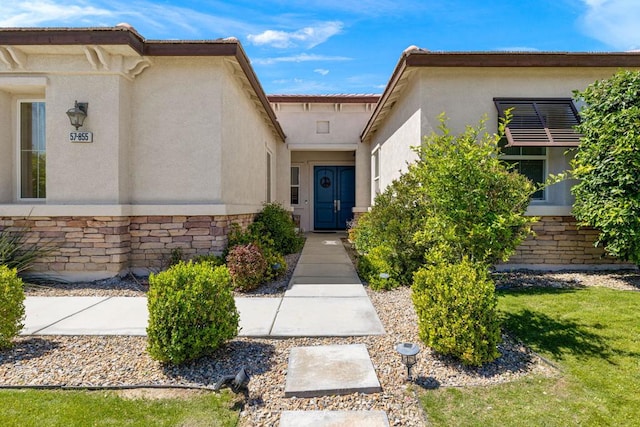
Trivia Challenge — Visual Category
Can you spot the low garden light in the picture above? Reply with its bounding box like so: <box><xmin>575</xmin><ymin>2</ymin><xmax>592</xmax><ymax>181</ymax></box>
<box><xmin>66</xmin><ymin>100</ymin><xmax>88</xmax><ymax>130</ymax></box>
<box><xmin>396</xmin><ymin>342</ymin><xmax>420</xmax><ymax>381</ymax></box>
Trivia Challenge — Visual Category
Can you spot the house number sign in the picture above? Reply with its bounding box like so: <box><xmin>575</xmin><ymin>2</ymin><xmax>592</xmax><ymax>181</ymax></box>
<box><xmin>69</xmin><ymin>131</ymin><xmax>93</xmax><ymax>143</ymax></box>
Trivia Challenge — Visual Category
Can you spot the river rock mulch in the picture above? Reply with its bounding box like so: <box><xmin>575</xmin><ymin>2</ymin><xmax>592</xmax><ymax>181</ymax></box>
<box><xmin>6</xmin><ymin>252</ymin><xmax>635</xmax><ymax>426</ymax></box>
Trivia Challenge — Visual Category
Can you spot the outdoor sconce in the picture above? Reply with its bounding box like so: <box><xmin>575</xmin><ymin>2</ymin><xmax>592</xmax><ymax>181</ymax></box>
<box><xmin>66</xmin><ymin>100</ymin><xmax>88</xmax><ymax>130</ymax></box>
<box><xmin>396</xmin><ymin>342</ymin><xmax>420</xmax><ymax>381</ymax></box>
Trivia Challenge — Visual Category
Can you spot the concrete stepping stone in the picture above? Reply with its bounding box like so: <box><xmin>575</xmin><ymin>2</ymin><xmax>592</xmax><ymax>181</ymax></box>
<box><xmin>280</xmin><ymin>410</ymin><xmax>389</xmax><ymax>426</ymax></box>
<box><xmin>294</xmin><ymin>263</ymin><xmax>357</xmax><ymax>277</ymax></box>
<box><xmin>284</xmin><ymin>344</ymin><xmax>382</xmax><ymax>398</ymax></box>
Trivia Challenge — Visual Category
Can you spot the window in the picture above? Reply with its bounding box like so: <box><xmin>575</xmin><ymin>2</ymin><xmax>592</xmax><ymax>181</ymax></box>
<box><xmin>500</xmin><ymin>144</ymin><xmax>546</xmax><ymax>200</ymax></box>
<box><xmin>372</xmin><ymin>147</ymin><xmax>380</xmax><ymax>195</ymax></box>
<box><xmin>19</xmin><ymin>101</ymin><xmax>46</xmax><ymax>199</ymax></box>
<box><xmin>290</xmin><ymin>166</ymin><xmax>300</xmax><ymax>205</ymax></box>
<box><xmin>266</xmin><ymin>151</ymin><xmax>272</xmax><ymax>203</ymax></box>
<box><xmin>494</xmin><ymin>98</ymin><xmax>581</xmax><ymax>147</ymax></box>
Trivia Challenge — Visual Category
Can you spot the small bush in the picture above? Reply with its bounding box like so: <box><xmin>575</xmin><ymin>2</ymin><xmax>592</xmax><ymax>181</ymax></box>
<box><xmin>412</xmin><ymin>259</ymin><xmax>501</xmax><ymax>366</ymax></box>
<box><xmin>147</xmin><ymin>262</ymin><xmax>238</xmax><ymax>365</ymax></box>
<box><xmin>357</xmin><ymin>245</ymin><xmax>401</xmax><ymax>291</ymax></box>
<box><xmin>0</xmin><ymin>226</ymin><xmax>52</xmax><ymax>274</ymax></box>
<box><xmin>252</xmin><ymin>203</ymin><xmax>304</xmax><ymax>255</ymax></box>
<box><xmin>0</xmin><ymin>266</ymin><xmax>26</xmax><ymax>349</ymax></box>
<box><xmin>192</xmin><ymin>253</ymin><xmax>225</xmax><ymax>268</ymax></box>
<box><xmin>226</xmin><ymin>243</ymin><xmax>268</xmax><ymax>291</ymax></box>
<box><xmin>262</xmin><ymin>246</ymin><xmax>287</xmax><ymax>281</ymax></box>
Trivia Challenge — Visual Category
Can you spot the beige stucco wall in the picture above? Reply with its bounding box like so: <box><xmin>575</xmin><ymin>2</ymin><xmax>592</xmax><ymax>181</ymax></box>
<box><xmin>368</xmin><ymin>76</ymin><xmax>423</xmax><ymax>203</ymax></box>
<box><xmin>46</xmin><ymin>74</ymin><xmax>125</xmax><ymax>203</ymax></box>
<box><xmin>369</xmin><ymin>67</ymin><xmax>625</xmax><ymax>213</ymax></box>
<box><xmin>274</xmin><ymin>100</ymin><xmax>375</xmax><ymax>230</ymax></box>
<box><xmin>220</xmin><ymin>68</ymin><xmax>283</xmax><ymax>209</ymax></box>
<box><xmin>0</xmin><ymin>90</ymin><xmax>12</xmax><ymax>202</ymax></box>
<box><xmin>130</xmin><ymin>57</ymin><xmax>224</xmax><ymax>204</ymax></box>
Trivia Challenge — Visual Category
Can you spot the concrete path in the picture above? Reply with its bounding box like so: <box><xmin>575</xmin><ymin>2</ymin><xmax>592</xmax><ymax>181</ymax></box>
<box><xmin>22</xmin><ymin>233</ymin><xmax>384</xmax><ymax>338</ymax></box>
<box><xmin>20</xmin><ymin>232</ymin><xmax>390</xmax><ymax>426</ymax></box>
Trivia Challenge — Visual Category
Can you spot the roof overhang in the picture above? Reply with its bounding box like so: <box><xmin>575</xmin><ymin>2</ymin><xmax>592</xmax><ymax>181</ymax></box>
<box><xmin>0</xmin><ymin>26</ymin><xmax>285</xmax><ymax>142</ymax></box>
<box><xmin>360</xmin><ymin>49</ymin><xmax>640</xmax><ymax>143</ymax></box>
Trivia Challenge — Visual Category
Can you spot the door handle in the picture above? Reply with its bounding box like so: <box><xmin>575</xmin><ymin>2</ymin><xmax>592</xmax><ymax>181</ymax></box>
<box><xmin>337</xmin><ymin>199</ymin><xmax>341</xmax><ymax>212</ymax></box>
<box><xmin>333</xmin><ymin>200</ymin><xmax>338</xmax><ymax>213</ymax></box>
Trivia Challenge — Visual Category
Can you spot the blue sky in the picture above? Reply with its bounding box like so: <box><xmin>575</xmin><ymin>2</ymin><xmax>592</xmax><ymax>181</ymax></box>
<box><xmin>2</xmin><ymin>1</ymin><xmax>639</xmax><ymax>94</ymax></box>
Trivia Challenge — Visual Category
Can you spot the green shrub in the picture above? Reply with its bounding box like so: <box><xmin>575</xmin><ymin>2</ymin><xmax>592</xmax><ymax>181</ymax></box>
<box><xmin>262</xmin><ymin>246</ymin><xmax>287</xmax><ymax>281</ymax></box>
<box><xmin>572</xmin><ymin>70</ymin><xmax>640</xmax><ymax>264</ymax></box>
<box><xmin>0</xmin><ymin>266</ymin><xmax>26</xmax><ymax>349</ymax></box>
<box><xmin>147</xmin><ymin>262</ymin><xmax>238</xmax><ymax>365</ymax></box>
<box><xmin>252</xmin><ymin>203</ymin><xmax>304</xmax><ymax>255</ymax></box>
<box><xmin>0</xmin><ymin>226</ymin><xmax>52</xmax><ymax>274</ymax></box>
<box><xmin>226</xmin><ymin>243</ymin><xmax>267</xmax><ymax>291</ymax></box>
<box><xmin>357</xmin><ymin>245</ymin><xmax>401</xmax><ymax>291</ymax></box>
<box><xmin>192</xmin><ymin>253</ymin><xmax>225</xmax><ymax>268</ymax></box>
<box><xmin>412</xmin><ymin>259</ymin><xmax>501</xmax><ymax>366</ymax></box>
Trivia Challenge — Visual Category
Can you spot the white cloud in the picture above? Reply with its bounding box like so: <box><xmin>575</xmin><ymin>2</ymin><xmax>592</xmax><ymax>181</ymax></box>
<box><xmin>0</xmin><ymin>1</ymin><xmax>113</xmax><ymax>26</ymax></box>
<box><xmin>314</xmin><ymin>68</ymin><xmax>330</xmax><ymax>76</ymax></box>
<box><xmin>0</xmin><ymin>0</ymin><xmax>256</xmax><ymax>39</ymax></box>
<box><xmin>579</xmin><ymin>0</ymin><xmax>640</xmax><ymax>50</ymax></box>
<box><xmin>252</xmin><ymin>53</ymin><xmax>351</xmax><ymax>65</ymax></box>
<box><xmin>248</xmin><ymin>21</ymin><xmax>343</xmax><ymax>48</ymax></box>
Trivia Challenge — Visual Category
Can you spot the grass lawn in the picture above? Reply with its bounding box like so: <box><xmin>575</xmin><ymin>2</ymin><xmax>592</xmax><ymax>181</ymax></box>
<box><xmin>0</xmin><ymin>389</ymin><xmax>240</xmax><ymax>427</ymax></box>
<box><xmin>420</xmin><ymin>286</ymin><xmax>640</xmax><ymax>426</ymax></box>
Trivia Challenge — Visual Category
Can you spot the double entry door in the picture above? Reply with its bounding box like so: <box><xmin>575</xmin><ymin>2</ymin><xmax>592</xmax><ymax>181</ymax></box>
<box><xmin>314</xmin><ymin>166</ymin><xmax>355</xmax><ymax>230</ymax></box>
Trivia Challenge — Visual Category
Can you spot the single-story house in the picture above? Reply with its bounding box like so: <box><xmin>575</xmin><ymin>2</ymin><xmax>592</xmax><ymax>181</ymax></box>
<box><xmin>1</xmin><ymin>25</ymin><xmax>638</xmax><ymax>280</ymax></box>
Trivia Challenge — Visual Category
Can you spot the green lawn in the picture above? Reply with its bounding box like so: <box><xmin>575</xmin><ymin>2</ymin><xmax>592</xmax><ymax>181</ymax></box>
<box><xmin>420</xmin><ymin>286</ymin><xmax>640</xmax><ymax>426</ymax></box>
<box><xmin>0</xmin><ymin>389</ymin><xmax>240</xmax><ymax>427</ymax></box>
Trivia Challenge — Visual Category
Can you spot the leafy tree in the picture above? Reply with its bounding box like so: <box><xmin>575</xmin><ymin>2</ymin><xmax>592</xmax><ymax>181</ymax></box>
<box><xmin>572</xmin><ymin>70</ymin><xmax>640</xmax><ymax>264</ymax></box>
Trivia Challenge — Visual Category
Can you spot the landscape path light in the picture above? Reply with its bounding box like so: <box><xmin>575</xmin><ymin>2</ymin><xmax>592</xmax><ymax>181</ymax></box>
<box><xmin>396</xmin><ymin>342</ymin><xmax>420</xmax><ymax>381</ymax></box>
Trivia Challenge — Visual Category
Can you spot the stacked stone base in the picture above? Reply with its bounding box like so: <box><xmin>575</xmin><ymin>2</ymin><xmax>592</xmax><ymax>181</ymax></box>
<box><xmin>0</xmin><ymin>214</ymin><xmax>254</xmax><ymax>278</ymax></box>
<box><xmin>504</xmin><ymin>216</ymin><xmax>629</xmax><ymax>268</ymax></box>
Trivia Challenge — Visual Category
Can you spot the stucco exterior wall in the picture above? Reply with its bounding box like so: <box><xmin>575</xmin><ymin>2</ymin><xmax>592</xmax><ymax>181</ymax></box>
<box><xmin>0</xmin><ymin>90</ymin><xmax>12</xmax><ymax>202</ymax></box>
<box><xmin>130</xmin><ymin>57</ymin><xmax>224</xmax><ymax>204</ymax></box>
<box><xmin>220</xmin><ymin>68</ymin><xmax>282</xmax><ymax>209</ymax></box>
<box><xmin>412</xmin><ymin>67</ymin><xmax>621</xmax><ymax>215</ymax></box>
<box><xmin>46</xmin><ymin>73</ymin><xmax>125</xmax><ymax>203</ymax></box>
<box><xmin>368</xmin><ymin>77</ymin><xmax>422</xmax><ymax>203</ymax></box>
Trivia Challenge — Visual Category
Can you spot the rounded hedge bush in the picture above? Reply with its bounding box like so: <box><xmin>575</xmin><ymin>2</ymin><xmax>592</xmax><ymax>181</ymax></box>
<box><xmin>226</xmin><ymin>243</ymin><xmax>268</xmax><ymax>291</ymax></box>
<box><xmin>412</xmin><ymin>259</ymin><xmax>501</xmax><ymax>366</ymax></box>
<box><xmin>147</xmin><ymin>262</ymin><xmax>239</xmax><ymax>365</ymax></box>
<box><xmin>0</xmin><ymin>265</ymin><xmax>25</xmax><ymax>349</ymax></box>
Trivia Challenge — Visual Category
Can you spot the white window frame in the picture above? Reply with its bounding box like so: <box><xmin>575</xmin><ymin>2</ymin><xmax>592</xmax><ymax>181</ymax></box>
<box><xmin>290</xmin><ymin>165</ymin><xmax>300</xmax><ymax>206</ymax></box>
<box><xmin>372</xmin><ymin>146</ymin><xmax>381</xmax><ymax>196</ymax></box>
<box><xmin>500</xmin><ymin>147</ymin><xmax>548</xmax><ymax>201</ymax></box>
<box><xmin>266</xmin><ymin>150</ymin><xmax>273</xmax><ymax>203</ymax></box>
<box><xmin>17</xmin><ymin>98</ymin><xmax>46</xmax><ymax>201</ymax></box>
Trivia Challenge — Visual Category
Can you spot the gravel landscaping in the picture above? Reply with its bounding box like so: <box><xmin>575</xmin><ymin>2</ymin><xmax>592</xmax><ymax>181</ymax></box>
<box><xmin>4</xmin><ymin>247</ymin><xmax>637</xmax><ymax>426</ymax></box>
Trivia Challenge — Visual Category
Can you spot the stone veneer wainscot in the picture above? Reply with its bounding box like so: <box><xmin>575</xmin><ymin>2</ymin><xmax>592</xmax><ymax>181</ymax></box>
<box><xmin>0</xmin><ymin>214</ymin><xmax>254</xmax><ymax>276</ymax></box>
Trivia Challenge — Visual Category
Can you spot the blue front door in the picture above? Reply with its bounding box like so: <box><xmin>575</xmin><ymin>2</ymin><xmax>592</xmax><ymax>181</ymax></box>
<box><xmin>314</xmin><ymin>166</ymin><xmax>355</xmax><ymax>230</ymax></box>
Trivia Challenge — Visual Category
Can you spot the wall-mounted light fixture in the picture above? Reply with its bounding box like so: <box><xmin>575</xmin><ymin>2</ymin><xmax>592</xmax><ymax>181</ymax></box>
<box><xmin>66</xmin><ymin>101</ymin><xmax>88</xmax><ymax>130</ymax></box>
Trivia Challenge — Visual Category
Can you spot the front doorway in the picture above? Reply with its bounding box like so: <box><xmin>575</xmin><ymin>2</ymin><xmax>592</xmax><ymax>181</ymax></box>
<box><xmin>314</xmin><ymin>166</ymin><xmax>355</xmax><ymax>230</ymax></box>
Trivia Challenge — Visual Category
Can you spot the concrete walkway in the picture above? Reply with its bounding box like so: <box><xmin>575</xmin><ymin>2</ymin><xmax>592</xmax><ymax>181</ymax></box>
<box><xmin>20</xmin><ymin>232</ymin><xmax>390</xmax><ymax>426</ymax></box>
<box><xmin>22</xmin><ymin>233</ymin><xmax>384</xmax><ymax>337</ymax></box>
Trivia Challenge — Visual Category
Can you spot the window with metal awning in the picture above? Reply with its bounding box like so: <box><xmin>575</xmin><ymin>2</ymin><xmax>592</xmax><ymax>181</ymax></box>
<box><xmin>494</xmin><ymin>98</ymin><xmax>582</xmax><ymax>147</ymax></box>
